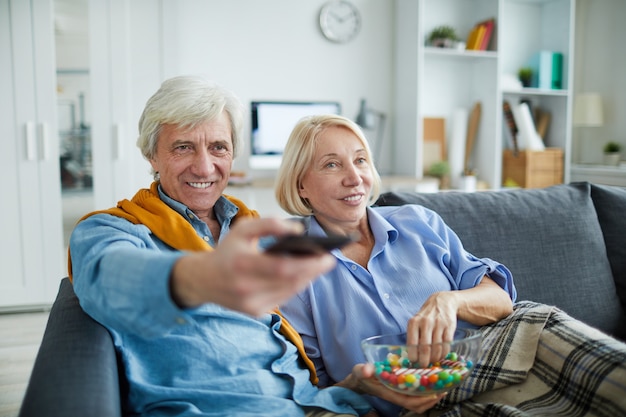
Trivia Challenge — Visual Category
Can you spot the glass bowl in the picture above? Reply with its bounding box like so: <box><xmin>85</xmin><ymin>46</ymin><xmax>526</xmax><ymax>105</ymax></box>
<box><xmin>361</xmin><ymin>328</ymin><xmax>482</xmax><ymax>396</ymax></box>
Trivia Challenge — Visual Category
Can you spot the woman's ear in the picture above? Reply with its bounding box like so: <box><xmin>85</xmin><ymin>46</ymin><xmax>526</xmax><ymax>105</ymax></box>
<box><xmin>298</xmin><ymin>183</ymin><xmax>309</xmax><ymax>199</ymax></box>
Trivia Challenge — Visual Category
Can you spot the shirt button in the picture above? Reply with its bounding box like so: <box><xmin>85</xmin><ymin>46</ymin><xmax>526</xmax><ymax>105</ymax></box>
<box><xmin>203</xmin><ymin>236</ymin><xmax>210</xmax><ymax>241</ymax></box>
<box><xmin>383</xmin><ymin>293</ymin><xmax>390</xmax><ymax>299</ymax></box>
<box><xmin>351</xmin><ymin>264</ymin><xmax>357</xmax><ymax>271</ymax></box>
<box><xmin>175</xmin><ymin>317</ymin><xmax>186</xmax><ymax>325</ymax></box>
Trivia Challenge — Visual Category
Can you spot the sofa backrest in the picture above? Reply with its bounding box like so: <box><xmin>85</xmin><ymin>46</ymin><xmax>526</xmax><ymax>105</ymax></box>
<box><xmin>375</xmin><ymin>182</ymin><xmax>626</xmax><ymax>341</ymax></box>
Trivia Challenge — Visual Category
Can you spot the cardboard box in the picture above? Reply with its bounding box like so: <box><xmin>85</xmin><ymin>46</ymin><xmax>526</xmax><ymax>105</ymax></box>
<box><xmin>503</xmin><ymin>148</ymin><xmax>563</xmax><ymax>188</ymax></box>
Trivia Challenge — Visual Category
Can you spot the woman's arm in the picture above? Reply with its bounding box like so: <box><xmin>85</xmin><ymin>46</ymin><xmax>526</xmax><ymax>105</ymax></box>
<box><xmin>407</xmin><ymin>276</ymin><xmax>513</xmax><ymax>347</ymax></box>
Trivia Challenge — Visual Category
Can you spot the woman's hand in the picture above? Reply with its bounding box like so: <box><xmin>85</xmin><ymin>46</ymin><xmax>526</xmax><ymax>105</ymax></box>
<box><xmin>406</xmin><ymin>291</ymin><xmax>458</xmax><ymax>367</ymax></box>
<box><xmin>406</xmin><ymin>276</ymin><xmax>513</xmax><ymax>367</ymax></box>
<box><xmin>335</xmin><ymin>363</ymin><xmax>445</xmax><ymax>415</ymax></box>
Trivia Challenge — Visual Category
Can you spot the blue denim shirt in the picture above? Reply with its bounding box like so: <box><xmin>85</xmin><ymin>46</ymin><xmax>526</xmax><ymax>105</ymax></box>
<box><xmin>281</xmin><ymin>205</ymin><xmax>517</xmax><ymax>417</ymax></box>
<box><xmin>69</xmin><ymin>186</ymin><xmax>370</xmax><ymax>417</ymax></box>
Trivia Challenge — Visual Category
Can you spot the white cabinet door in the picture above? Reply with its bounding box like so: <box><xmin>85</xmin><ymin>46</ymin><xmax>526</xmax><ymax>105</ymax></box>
<box><xmin>88</xmin><ymin>0</ymin><xmax>166</xmax><ymax>210</ymax></box>
<box><xmin>0</xmin><ymin>0</ymin><xmax>64</xmax><ymax>309</ymax></box>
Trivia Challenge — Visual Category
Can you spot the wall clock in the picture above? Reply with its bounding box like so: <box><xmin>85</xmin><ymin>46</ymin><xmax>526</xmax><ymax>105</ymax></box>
<box><xmin>319</xmin><ymin>0</ymin><xmax>361</xmax><ymax>44</ymax></box>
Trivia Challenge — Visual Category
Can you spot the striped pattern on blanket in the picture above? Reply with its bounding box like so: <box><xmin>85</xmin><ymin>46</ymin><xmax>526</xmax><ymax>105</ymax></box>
<box><xmin>404</xmin><ymin>301</ymin><xmax>626</xmax><ymax>417</ymax></box>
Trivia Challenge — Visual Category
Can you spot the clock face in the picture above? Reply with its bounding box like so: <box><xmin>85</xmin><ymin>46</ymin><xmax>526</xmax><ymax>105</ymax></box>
<box><xmin>319</xmin><ymin>0</ymin><xmax>361</xmax><ymax>43</ymax></box>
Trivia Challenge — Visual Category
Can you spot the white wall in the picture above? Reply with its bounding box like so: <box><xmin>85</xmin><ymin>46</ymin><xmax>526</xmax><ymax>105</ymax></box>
<box><xmin>574</xmin><ymin>0</ymin><xmax>626</xmax><ymax>163</ymax></box>
<box><xmin>56</xmin><ymin>0</ymin><xmax>625</xmax><ymax>180</ymax></box>
<box><xmin>164</xmin><ymin>0</ymin><xmax>394</xmax><ymax>176</ymax></box>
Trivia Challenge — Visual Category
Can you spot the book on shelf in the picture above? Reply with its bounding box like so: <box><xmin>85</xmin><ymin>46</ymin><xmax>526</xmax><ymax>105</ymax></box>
<box><xmin>511</xmin><ymin>102</ymin><xmax>545</xmax><ymax>151</ymax></box>
<box><xmin>478</xmin><ymin>18</ymin><xmax>494</xmax><ymax>50</ymax></box>
<box><xmin>502</xmin><ymin>100</ymin><xmax>519</xmax><ymax>153</ymax></box>
<box><xmin>473</xmin><ymin>24</ymin><xmax>486</xmax><ymax>50</ymax></box>
<box><xmin>551</xmin><ymin>53</ymin><xmax>563</xmax><ymax>89</ymax></box>
<box><xmin>534</xmin><ymin>108</ymin><xmax>551</xmax><ymax>140</ymax></box>
<box><xmin>530</xmin><ymin>51</ymin><xmax>563</xmax><ymax>89</ymax></box>
<box><xmin>503</xmin><ymin>101</ymin><xmax>549</xmax><ymax>153</ymax></box>
<box><xmin>465</xmin><ymin>26</ymin><xmax>479</xmax><ymax>50</ymax></box>
<box><xmin>465</xmin><ymin>18</ymin><xmax>495</xmax><ymax>51</ymax></box>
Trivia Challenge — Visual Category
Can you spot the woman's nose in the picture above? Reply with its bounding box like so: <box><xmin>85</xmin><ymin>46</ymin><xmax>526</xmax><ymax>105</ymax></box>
<box><xmin>344</xmin><ymin>165</ymin><xmax>363</xmax><ymax>186</ymax></box>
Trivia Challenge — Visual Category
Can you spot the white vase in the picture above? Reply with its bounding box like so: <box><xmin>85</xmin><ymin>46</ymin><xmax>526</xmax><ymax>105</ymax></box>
<box><xmin>458</xmin><ymin>175</ymin><xmax>477</xmax><ymax>192</ymax></box>
<box><xmin>603</xmin><ymin>153</ymin><xmax>620</xmax><ymax>166</ymax></box>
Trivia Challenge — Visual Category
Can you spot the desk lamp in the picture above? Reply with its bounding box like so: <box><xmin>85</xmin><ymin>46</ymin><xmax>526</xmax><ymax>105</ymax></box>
<box><xmin>573</xmin><ymin>93</ymin><xmax>604</xmax><ymax>164</ymax></box>
<box><xmin>355</xmin><ymin>99</ymin><xmax>387</xmax><ymax>162</ymax></box>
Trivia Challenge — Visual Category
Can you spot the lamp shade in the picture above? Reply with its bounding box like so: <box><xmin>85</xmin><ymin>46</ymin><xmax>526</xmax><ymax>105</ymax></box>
<box><xmin>573</xmin><ymin>93</ymin><xmax>604</xmax><ymax>126</ymax></box>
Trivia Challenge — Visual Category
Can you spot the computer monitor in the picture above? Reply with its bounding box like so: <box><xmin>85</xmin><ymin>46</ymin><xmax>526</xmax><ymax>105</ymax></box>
<box><xmin>249</xmin><ymin>101</ymin><xmax>342</xmax><ymax>170</ymax></box>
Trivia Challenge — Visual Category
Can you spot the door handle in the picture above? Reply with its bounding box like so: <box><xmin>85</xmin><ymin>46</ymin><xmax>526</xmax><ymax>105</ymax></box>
<box><xmin>112</xmin><ymin>124</ymin><xmax>123</xmax><ymax>160</ymax></box>
<box><xmin>25</xmin><ymin>122</ymin><xmax>36</xmax><ymax>161</ymax></box>
<box><xmin>38</xmin><ymin>122</ymin><xmax>49</xmax><ymax>160</ymax></box>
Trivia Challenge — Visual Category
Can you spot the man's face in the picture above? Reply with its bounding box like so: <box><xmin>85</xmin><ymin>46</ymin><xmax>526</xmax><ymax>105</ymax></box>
<box><xmin>149</xmin><ymin>111</ymin><xmax>233</xmax><ymax>219</ymax></box>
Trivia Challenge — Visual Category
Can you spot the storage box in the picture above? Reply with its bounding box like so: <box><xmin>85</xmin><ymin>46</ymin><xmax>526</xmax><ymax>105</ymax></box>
<box><xmin>503</xmin><ymin>148</ymin><xmax>563</xmax><ymax>188</ymax></box>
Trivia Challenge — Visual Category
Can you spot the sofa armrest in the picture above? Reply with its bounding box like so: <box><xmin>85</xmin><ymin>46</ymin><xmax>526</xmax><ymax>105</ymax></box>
<box><xmin>19</xmin><ymin>278</ymin><xmax>122</xmax><ymax>417</ymax></box>
<box><xmin>590</xmin><ymin>183</ymin><xmax>626</xmax><ymax>313</ymax></box>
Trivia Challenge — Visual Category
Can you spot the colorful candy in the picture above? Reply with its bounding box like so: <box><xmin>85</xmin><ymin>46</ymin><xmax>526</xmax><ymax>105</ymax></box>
<box><xmin>372</xmin><ymin>350</ymin><xmax>474</xmax><ymax>395</ymax></box>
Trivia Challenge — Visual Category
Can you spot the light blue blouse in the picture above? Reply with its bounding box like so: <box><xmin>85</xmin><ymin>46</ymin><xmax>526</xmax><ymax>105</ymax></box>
<box><xmin>69</xmin><ymin>186</ymin><xmax>370</xmax><ymax>417</ymax></box>
<box><xmin>280</xmin><ymin>204</ymin><xmax>517</xmax><ymax>417</ymax></box>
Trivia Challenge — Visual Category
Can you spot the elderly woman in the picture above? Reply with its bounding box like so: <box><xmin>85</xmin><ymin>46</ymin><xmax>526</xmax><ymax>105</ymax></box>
<box><xmin>276</xmin><ymin>114</ymin><xmax>626</xmax><ymax>417</ymax></box>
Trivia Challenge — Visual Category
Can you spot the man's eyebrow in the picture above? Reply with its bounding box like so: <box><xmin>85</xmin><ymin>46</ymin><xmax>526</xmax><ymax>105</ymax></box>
<box><xmin>170</xmin><ymin>139</ymin><xmax>192</xmax><ymax>146</ymax></box>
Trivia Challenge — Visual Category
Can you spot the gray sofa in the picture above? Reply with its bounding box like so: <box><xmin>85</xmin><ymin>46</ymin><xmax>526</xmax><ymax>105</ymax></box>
<box><xmin>18</xmin><ymin>182</ymin><xmax>626</xmax><ymax>417</ymax></box>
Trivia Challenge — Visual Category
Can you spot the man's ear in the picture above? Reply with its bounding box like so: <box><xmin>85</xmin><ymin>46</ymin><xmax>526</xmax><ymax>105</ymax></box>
<box><xmin>149</xmin><ymin>158</ymin><xmax>159</xmax><ymax>173</ymax></box>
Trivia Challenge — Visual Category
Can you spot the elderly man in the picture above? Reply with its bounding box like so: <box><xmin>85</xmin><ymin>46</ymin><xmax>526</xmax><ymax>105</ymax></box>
<box><xmin>68</xmin><ymin>75</ymin><xmax>428</xmax><ymax>417</ymax></box>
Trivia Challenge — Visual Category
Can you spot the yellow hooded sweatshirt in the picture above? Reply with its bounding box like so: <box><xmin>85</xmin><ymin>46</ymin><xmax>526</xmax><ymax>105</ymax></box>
<box><xmin>68</xmin><ymin>181</ymin><xmax>318</xmax><ymax>384</ymax></box>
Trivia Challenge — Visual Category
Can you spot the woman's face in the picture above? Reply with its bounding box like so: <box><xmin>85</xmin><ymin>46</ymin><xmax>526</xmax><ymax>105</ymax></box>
<box><xmin>298</xmin><ymin>126</ymin><xmax>373</xmax><ymax>231</ymax></box>
<box><xmin>149</xmin><ymin>111</ymin><xmax>233</xmax><ymax>219</ymax></box>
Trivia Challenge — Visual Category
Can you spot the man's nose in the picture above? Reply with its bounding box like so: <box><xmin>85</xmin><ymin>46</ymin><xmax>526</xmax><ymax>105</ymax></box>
<box><xmin>191</xmin><ymin>149</ymin><xmax>216</xmax><ymax>176</ymax></box>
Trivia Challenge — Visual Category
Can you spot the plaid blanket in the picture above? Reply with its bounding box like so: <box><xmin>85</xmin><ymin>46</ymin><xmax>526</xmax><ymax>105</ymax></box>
<box><xmin>403</xmin><ymin>301</ymin><xmax>626</xmax><ymax>417</ymax></box>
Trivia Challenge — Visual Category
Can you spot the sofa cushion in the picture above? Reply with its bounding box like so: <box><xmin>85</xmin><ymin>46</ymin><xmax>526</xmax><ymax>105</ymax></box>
<box><xmin>590</xmin><ymin>183</ymin><xmax>626</xmax><ymax>312</ymax></box>
<box><xmin>375</xmin><ymin>182</ymin><xmax>626</xmax><ymax>340</ymax></box>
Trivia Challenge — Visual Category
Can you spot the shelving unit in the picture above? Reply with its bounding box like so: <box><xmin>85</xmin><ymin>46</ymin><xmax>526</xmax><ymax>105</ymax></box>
<box><xmin>394</xmin><ymin>0</ymin><xmax>575</xmax><ymax>189</ymax></box>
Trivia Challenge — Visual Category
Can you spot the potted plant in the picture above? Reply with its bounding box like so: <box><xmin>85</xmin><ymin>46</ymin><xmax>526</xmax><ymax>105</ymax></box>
<box><xmin>427</xmin><ymin>25</ymin><xmax>460</xmax><ymax>48</ymax></box>
<box><xmin>603</xmin><ymin>141</ymin><xmax>622</xmax><ymax>166</ymax></box>
<box><xmin>518</xmin><ymin>67</ymin><xmax>533</xmax><ymax>87</ymax></box>
<box><xmin>426</xmin><ymin>160</ymin><xmax>450</xmax><ymax>189</ymax></box>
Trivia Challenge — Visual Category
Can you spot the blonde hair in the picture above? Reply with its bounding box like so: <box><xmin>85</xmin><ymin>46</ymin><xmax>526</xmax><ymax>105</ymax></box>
<box><xmin>136</xmin><ymin>75</ymin><xmax>244</xmax><ymax>178</ymax></box>
<box><xmin>275</xmin><ymin>114</ymin><xmax>381</xmax><ymax>216</ymax></box>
